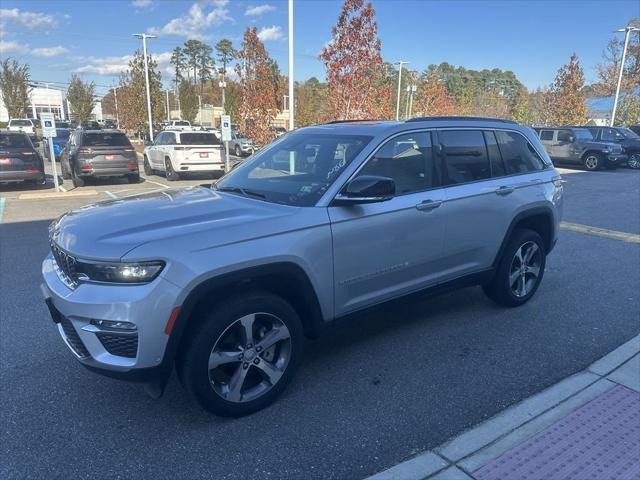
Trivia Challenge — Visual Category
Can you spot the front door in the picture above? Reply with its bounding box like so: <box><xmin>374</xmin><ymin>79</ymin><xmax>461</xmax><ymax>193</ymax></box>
<box><xmin>329</xmin><ymin>131</ymin><xmax>446</xmax><ymax>316</ymax></box>
<box><xmin>552</xmin><ymin>129</ymin><xmax>574</xmax><ymax>162</ymax></box>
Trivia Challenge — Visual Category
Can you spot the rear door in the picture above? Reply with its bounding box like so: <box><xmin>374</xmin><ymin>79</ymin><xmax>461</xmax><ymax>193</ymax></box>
<box><xmin>553</xmin><ymin>130</ymin><xmax>575</xmax><ymax>163</ymax></box>
<box><xmin>79</xmin><ymin>132</ymin><xmax>136</xmax><ymax>170</ymax></box>
<box><xmin>149</xmin><ymin>132</ymin><xmax>165</xmax><ymax>169</ymax></box>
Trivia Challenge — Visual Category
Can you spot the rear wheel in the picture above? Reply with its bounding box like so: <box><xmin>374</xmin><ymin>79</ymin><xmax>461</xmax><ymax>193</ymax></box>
<box><xmin>165</xmin><ymin>157</ymin><xmax>179</xmax><ymax>181</ymax></box>
<box><xmin>583</xmin><ymin>153</ymin><xmax>603</xmax><ymax>171</ymax></box>
<box><xmin>71</xmin><ymin>163</ymin><xmax>85</xmax><ymax>188</ymax></box>
<box><xmin>628</xmin><ymin>153</ymin><xmax>640</xmax><ymax>169</ymax></box>
<box><xmin>177</xmin><ymin>292</ymin><xmax>303</xmax><ymax>417</ymax></box>
<box><xmin>143</xmin><ymin>155</ymin><xmax>153</xmax><ymax>176</ymax></box>
<box><xmin>483</xmin><ymin>229</ymin><xmax>546</xmax><ymax>307</ymax></box>
<box><xmin>61</xmin><ymin>161</ymin><xmax>71</xmax><ymax>180</ymax></box>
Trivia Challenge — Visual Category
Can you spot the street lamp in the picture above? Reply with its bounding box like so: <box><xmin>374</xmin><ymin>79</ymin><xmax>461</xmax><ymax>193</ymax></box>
<box><xmin>132</xmin><ymin>33</ymin><xmax>156</xmax><ymax>141</ymax></box>
<box><xmin>610</xmin><ymin>25</ymin><xmax>640</xmax><ymax>127</ymax></box>
<box><xmin>394</xmin><ymin>61</ymin><xmax>409</xmax><ymax>121</ymax></box>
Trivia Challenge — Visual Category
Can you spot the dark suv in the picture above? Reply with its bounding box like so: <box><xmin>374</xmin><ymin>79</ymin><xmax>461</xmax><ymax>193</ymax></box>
<box><xmin>60</xmin><ymin>129</ymin><xmax>139</xmax><ymax>187</ymax></box>
<box><xmin>584</xmin><ymin>126</ymin><xmax>640</xmax><ymax>169</ymax></box>
<box><xmin>534</xmin><ymin>127</ymin><xmax>626</xmax><ymax>170</ymax></box>
<box><xmin>0</xmin><ymin>131</ymin><xmax>45</xmax><ymax>186</ymax></box>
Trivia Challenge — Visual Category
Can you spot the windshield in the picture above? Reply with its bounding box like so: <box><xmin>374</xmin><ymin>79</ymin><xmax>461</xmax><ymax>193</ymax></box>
<box><xmin>174</xmin><ymin>121</ymin><xmax>190</xmax><ymax>126</ymax></box>
<box><xmin>0</xmin><ymin>134</ymin><xmax>32</xmax><ymax>149</ymax></box>
<box><xmin>180</xmin><ymin>133</ymin><xmax>220</xmax><ymax>145</ymax></box>
<box><xmin>10</xmin><ymin>120</ymin><xmax>32</xmax><ymax>127</ymax></box>
<box><xmin>83</xmin><ymin>132</ymin><xmax>131</xmax><ymax>147</ymax></box>
<box><xmin>619</xmin><ymin>128</ymin><xmax>640</xmax><ymax>139</ymax></box>
<box><xmin>57</xmin><ymin>122</ymin><xmax>70</xmax><ymax>128</ymax></box>
<box><xmin>574</xmin><ymin>129</ymin><xmax>593</xmax><ymax>140</ymax></box>
<box><xmin>215</xmin><ymin>132</ymin><xmax>372</xmax><ymax>207</ymax></box>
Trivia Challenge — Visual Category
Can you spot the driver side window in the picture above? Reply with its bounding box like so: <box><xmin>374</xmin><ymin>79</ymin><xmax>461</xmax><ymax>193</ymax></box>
<box><xmin>357</xmin><ymin>132</ymin><xmax>435</xmax><ymax>195</ymax></box>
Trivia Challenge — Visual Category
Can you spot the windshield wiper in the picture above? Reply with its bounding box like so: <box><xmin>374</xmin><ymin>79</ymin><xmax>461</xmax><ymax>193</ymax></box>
<box><xmin>215</xmin><ymin>185</ymin><xmax>266</xmax><ymax>199</ymax></box>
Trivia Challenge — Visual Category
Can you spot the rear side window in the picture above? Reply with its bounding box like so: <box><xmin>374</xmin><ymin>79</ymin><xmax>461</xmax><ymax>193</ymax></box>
<box><xmin>0</xmin><ymin>133</ymin><xmax>32</xmax><ymax>149</ymax></box>
<box><xmin>82</xmin><ymin>132</ymin><xmax>131</xmax><ymax>147</ymax></box>
<box><xmin>10</xmin><ymin>120</ymin><xmax>32</xmax><ymax>127</ymax></box>
<box><xmin>484</xmin><ymin>131</ymin><xmax>505</xmax><ymax>177</ymax></box>
<box><xmin>180</xmin><ymin>133</ymin><xmax>220</xmax><ymax>145</ymax></box>
<box><xmin>174</xmin><ymin>121</ymin><xmax>189</xmax><ymax>126</ymax></box>
<box><xmin>164</xmin><ymin>132</ymin><xmax>176</xmax><ymax>145</ymax></box>
<box><xmin>540</xmin><ymin>130</ymin><xmax>554</xmax><ymax>141</ymax></box>
<box><xmin>439</xmin><ymin>130</ymin><xmax>490</xmax><ymax>185</ymax></box>
<box><xmin>557</xmin><ymin>130</ymin><xmax>572</xmax><ymax>142</ymax></box>
<box><xmin>496</xmin><ymin>131</ymin><xmax>545</xmax><ymax>174</ymax></box>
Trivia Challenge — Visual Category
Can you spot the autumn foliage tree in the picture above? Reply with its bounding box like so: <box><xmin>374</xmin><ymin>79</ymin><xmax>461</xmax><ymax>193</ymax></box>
<box><xmin>549</xmin><ymin>53</ymin><xmax>588</xmax><ymax>125</ymax></box>
<box><xmin>0</xmin><ymin>59</ymin><xmax>31</xmax><ymax>119</ymax></box>
<box><xmin>321</xmin><ymin>0</ymin><xmax>392</xmax><ymax>120</ymax></box>
<box><xmin>236</xmin><ymin>27</ymin><xmax>280</xmax><ymax>145</ymax></box>
<box><xmin>118</xmin><ymin>50</ymin><xmax>164</xmax><ymax>132</ymax></box>
<box><xmin>413</xmin><ymin>72</ymin><xmax>457</xmax><ymax>117</ymax></box>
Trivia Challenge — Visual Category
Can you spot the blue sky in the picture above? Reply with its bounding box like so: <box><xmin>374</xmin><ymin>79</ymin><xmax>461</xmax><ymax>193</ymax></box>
<box><xmin>0</xmin><ymin>0</ymin><xmax>637</xmax><ymax>98</ymax></box>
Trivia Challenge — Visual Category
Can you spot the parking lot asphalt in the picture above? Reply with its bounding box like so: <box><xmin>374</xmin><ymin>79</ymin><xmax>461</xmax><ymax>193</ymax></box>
<box><xmin>0</xmin><ymin>166</ymin><xmax>638</xmax><ymax>479</ymax></box>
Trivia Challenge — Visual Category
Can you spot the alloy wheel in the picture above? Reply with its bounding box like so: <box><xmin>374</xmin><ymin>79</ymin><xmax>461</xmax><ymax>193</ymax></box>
<box><xmin>584</xmin><ymin>155</ymin><xmax>599</xmax><ymax>170</ymax></box>
<box><xmin>628</xmin><ymin>153</ymin><xmax>640</xmax><ymax>169</ymax></box>
<box><xmin>208</xmin><ymin>312</ymin><xmax>291</xmax><ymax>403</ymax></box>
<box><xmin>509</xmin><ymin>241</ymin><xmax>542</xmax><ymax>298</ymax></box>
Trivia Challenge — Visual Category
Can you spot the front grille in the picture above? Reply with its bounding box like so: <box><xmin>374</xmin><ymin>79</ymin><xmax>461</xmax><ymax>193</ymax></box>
<box><xmin>49</xmin><ymin>239</ymin><xmax>78</xmax><ymax>289</ymax></box>
<box><xmin>59</xmin><ymin>317</ymin><xmax>90</xmax><ymax>358</ymax></box>
<box><xmin>96</xmin><ymin>333</ymin><xmax>138</xmax><ymax>358</ymax></box>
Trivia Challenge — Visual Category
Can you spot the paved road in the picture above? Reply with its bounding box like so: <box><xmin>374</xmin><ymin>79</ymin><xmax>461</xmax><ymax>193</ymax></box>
<box><xmin>0</xmin><ymin>166</ymin><xmax>638</xmax><ymax>479</ymax></box>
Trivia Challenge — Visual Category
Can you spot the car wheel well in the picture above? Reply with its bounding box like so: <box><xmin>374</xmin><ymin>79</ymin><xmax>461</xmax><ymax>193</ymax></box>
<box><xmin>512</xmin><ymin>213</ymin><xmax>553</xmax><ymax>253</ymax></box>
<box><xmin>581</xmin><ymin>150</ymin><xmax>602</xmax><ymax>160</ymax></box>
<box><xmin>173</xmin><ymin>264</ymin><xmax>324</xmax><ymax>360</ymax></box>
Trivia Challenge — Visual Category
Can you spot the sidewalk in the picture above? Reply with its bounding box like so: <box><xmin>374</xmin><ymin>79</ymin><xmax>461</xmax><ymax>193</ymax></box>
<box><xmin>367</xmin><ymin>335</ymin><xmax>640</xmax><ymax>480</ymax></box>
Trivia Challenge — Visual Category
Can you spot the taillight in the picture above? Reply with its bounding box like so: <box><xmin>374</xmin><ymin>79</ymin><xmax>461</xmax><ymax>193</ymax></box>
<box><xmin>21</xmin><ymin>151</ymin><xmax>34</xmax><ymax>155</ymax></box>
<box><xmin>78</xmin><ymin>147</ymin><xmax>93</xmax><ymax>154</ymax></box>
<box><xmin>173</xmin><ymin>146</ymin><xmax>189</xmax><ymax>151</ymax></box>
<box><xmin>25</xmin><ymin>168</ymin><xmax>39</xmax><ymax>173</ymax></box>
<box><xmin>124</xmin><ymin>148</ymin><xmax>134</xmax><ymax>152</ymax></box>
<box><xmin>80</xmin><ymin>165</ymin><xmax>94</xmax><ymax>171</ymax></box>
<box><xmin>127</xmin><ymin>163</ymin><xmax>137</xmax><ymax>169</ymax></box>
<box><xmin>552</xmin><ymin>176</ymin><xmax>563</xmax><ymax>187</ymax></box>
<box><xmin>0</xmin><ymin>158</ymin><xmax>11</xmax><ymax>165</ymax></box>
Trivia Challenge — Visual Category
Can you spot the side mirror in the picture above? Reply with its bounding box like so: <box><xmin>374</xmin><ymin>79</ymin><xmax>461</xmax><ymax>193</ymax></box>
<box><xmin>334</xmin><ymin>175</ymin><xmax>395</xmax><ymax>205</ymax></box>
<box><xmin>568</xmin><ymin>135</ymin><xmax>575</xmax><ymax>143</ymax></box>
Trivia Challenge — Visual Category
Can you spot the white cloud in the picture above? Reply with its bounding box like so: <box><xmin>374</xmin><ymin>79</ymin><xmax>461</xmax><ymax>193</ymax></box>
<box><xmin>0</xmin><ymin>40</ymin><xmax>28</xmax><ymax>54</ymax></box>
<box><xmin>74</xmin><ymin>51</ymin><xmax>172</xmax><ymax>76</ymax></box>
<box><xmin>149</xmin><ymin>1</ymin><xmax>231</xmax><ymax>38</ymax></box>
<box><xmin>257</xmin><ymin>25</ymin><xmax>283</xmax><ymax>42</ymax></box>
<box><xmin>0</xmin><ymin>8</ymin><xmax>58</xmax><ymax>30</ymax></box>
<box><xmin>131</xmin><ymin>0</ymin><xmax>153</xmax><ymax>7</ymax></box>
<box><xmin>245</xmin><ymin>4</ymin><xmax>275</xmax><ymax>16</ymax></box>
<box><xmin>32</xmin><ymin>46</ymin><xmax>68</xmax><ymax>57</ymax></box>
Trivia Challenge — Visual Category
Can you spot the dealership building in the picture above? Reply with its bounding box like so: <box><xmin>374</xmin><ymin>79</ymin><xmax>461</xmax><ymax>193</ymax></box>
<box><xmin>0</xmin><ymin>86</ymin><xmax>102</xmax><ymax>123</ymax></box>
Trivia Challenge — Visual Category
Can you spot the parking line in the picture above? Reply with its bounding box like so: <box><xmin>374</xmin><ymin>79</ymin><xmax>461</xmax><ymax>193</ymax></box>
<box><xmin>0</xmin><ymin>197</ymin><xmax>5</xmax><ymax>223</ymax></box>
<box><xmin>144</xmin><ymin>179</ymin><xmax>170</xmax><ymax>189</ymax></box>
<box><xmin>104</xmin><ymin>191</ymin><xmax>118</xmax><ymax>199</ymax></box>
<box><xmin>560</xmin><ymin>222</ymin><xmax>640</xmax><ymax>244</ymax></box>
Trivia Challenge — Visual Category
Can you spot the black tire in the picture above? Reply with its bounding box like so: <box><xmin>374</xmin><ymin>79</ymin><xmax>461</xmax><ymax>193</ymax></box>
<box><xmin>177</xmin><ymin>292</ymin><xmax>304</xmax><ymax>417</ymax></box>
<box><xmin>143</xmin><ymin>155</ymin><xmax>153</xmax><ymax>176</ymax></box>
<box><xmin>583</xmin><ymin>152</ymin><xmax>603</xmax><ymax>171</ymax></box>
<box><xmin>127</xmin><ymin>173</ymin><xmax>140</xmax><ymax>184</ymax></box>
<box><xmin>628</xmin><ymin>153</ymin><xmax>640</xmax><ymax>170</ymax></box>
<box><xmin>235</xmin><ymin>145</ymin><xmax>242</xmax><ymax>157</ymax></box>
<box><xmin>165</xmin><ymin>157</ymin><xmax>179</xmax><ymax>181</ymax></box>
<box><xmin>482</xmin><ymin>228</ymin><xmax>546</xmax><ymax>308</ymax></box>
<box><xmin>61</xmin><ymin>161</ymin><xmax>71</xmax><ymax>180</ymax></box>
<box><xmin>71</xmin><ymin>164</ymin><xmax>85</xmax><ymax>188</ymax></box>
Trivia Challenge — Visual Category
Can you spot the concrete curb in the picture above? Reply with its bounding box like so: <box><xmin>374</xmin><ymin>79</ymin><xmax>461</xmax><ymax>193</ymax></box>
<box><xmin>365</xmin><ymin>334</ymin><xmax>640</xmax><ymax>480</ymax></box>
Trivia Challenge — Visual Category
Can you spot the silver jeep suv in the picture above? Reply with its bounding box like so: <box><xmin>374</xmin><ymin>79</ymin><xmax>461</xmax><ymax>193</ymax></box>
<box><xmin>42</xmin><ymin>117</ymin><xmax>563</xmax><ymax>417</ymax></box>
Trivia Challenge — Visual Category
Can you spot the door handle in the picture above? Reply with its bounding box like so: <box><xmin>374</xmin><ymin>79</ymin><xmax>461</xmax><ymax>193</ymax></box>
<box><xmin>416</xmin><ymin>200</ymin><xmax>442</xmax><ymax>211</ymax></box>
<box><xmin>495</xmin><ymin>186</ymin><xmax>514</xmax><ymax>196</ymax></box>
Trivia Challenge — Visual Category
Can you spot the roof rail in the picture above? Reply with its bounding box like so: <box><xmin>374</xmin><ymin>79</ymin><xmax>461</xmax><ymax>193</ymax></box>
<box><xmin>406</xmin><ymin>116</ymin><xmax>518</xmax><ymax>124</ymax></box>
<box><xmin>324</xmin><ymin>119</ymin><xmax>384</xmax><ymax>124</ymax></box>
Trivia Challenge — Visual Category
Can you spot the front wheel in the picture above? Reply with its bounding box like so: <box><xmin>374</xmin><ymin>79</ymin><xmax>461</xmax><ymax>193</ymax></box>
<box><xmin>177</xmin><ymin>292</ymin><xmax>304</xmax><ymax>417</ymax></box>
<box><xmin>628</xmin><ymin>153</ymin><xmax>640</xmax><ymax>170</ymax></box>
<box><xmin>483</xmin><ymin>229</ymin><xmax>546</xmax><ymax>307</ymax></box>
<box><xmin>583</xmin><ymin>153</ymin><xmax>603</xmax><ymax>171</ymax></box>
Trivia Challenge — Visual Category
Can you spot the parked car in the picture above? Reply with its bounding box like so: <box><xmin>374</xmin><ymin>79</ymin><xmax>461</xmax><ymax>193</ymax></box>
<box><xmin>0</xmin><ymin>131</ymin><xmax>45</xmax><ymax>185</ymax></box>
<box><xmin>78</xmin><ymin>120</ymin><xmax>101</xmax><ymax>130</ymax></box>
<box><xmin>56</xmin><ymin>121</ymin><xmax>71</xmax><ymax>129</ymax></box>
<box><xmin>534</xmin><ymin>127</ymin><xmax>625</xmax><ymax>170</ymax></box>
<box><xmin>228</xmin><ymin>131</ymin><xmax>254</xmax><ymax>157</ymax></box>
<box><xmin>59</xmin><ymin>129</ymin><xmax>139</xmax><ymax>187</ymax></box>
<box><xmin>143</xmin><ymin>130</ymin><xmax>224</xmax><ymax>180</ymax></box>
<box><xmin>7</xmin><ymin>118</ymin><xmax>38</xmax><ymax>143</ymax></box>
<box><xmin>104</xmin><ymin>119</ymin><xmax>116</xmax><ymax>129</ymax></box>
<box><xmin>44</xmin><ymin>128</ymin><xmax>72</xmax><ymax>162</ymax></box>
<box><xmin>628</xmin><ymin>125</ymin><xmax>640</xmax><ymax>136</ymax></box>
<box><xmin>165</xmin><ymin>120</ymin><xmax>191</xmax><ymax>131</ymax></box>
<box><xmin>584</xmin><ymin>126</ymin><xmax>640</xmax><ymax>169</ymax></box>
<box><xmin>42</xmin><ymin>116</ymin><xmax>563</xmax><ymax>416</ymax></box>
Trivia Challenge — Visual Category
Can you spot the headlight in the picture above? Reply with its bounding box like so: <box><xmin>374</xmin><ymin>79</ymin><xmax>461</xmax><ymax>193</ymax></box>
<box><xmin>76</xmin><ymin>261</ymin><xmax>165</xmax><ymax>284</ymax></box>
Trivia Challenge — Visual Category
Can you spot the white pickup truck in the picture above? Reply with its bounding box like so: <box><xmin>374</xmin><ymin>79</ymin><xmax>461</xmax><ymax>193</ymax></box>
<box><xmin>165</xmin><ymin>120</ymin><xmax>192</xmax><ymax>131</ymax></box>
<box><xmin>8</xmin><ymin>119</ymin><xmax>39</xmax><ymax>143</ymax></box>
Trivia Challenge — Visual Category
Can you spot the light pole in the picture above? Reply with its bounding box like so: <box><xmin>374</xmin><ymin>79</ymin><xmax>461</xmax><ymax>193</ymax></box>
<box><xmin>113</xmin><ymin>87</ymin><xmax>120</xmax><ymax>129</ymax></box>
<box><xmin>611</xmin><ymin>25</ymin><xmax>640</xmax><ymax>126</ymax></box>
<box><xmin>133</xmin><ymin>33</ymin><xmax>156</xmax><ymax>141</ymax></box>
<box><xmin>408</xmin><ymin>84</ymin><xmax>417</xmax><ymax>119</ymax></box>
<box><xmin>394</xmin><ymin>61</ymin><xmax>408</xmax><ymax>121</ymax></box>
<box><xmin>288</xmin><ymin>0</ymin><xmax>294</xmax><ymax>130</ymax></box>
<box><xmin>165</xmin><ymin>89</ymin><xmax>170</xmax><ymax>121</ymax></box>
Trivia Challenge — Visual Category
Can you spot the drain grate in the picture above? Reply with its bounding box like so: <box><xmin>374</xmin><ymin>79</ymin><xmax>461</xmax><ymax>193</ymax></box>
<box><xmin>474</xmin><ymin>385</ymin><xmax>640</xmax><ymax>480</ymax></box>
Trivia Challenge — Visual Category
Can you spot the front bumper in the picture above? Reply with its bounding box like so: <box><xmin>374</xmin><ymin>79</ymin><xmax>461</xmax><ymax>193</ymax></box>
<box><xmin>0</xmin><ymin>170</ymin><xmax>45</xmax><ymax>182</ymax></box>
<box><xmin>41</xmin><ymin>254</ymin><xmax>181</xmax><ymax>379</ymax></box>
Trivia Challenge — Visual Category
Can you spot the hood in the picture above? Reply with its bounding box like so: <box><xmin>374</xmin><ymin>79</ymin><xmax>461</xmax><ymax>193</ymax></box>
<box><xmin>50</xmin><ymin>187</ymin><xmax>296</xmax><ymax>260</ymax></box>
